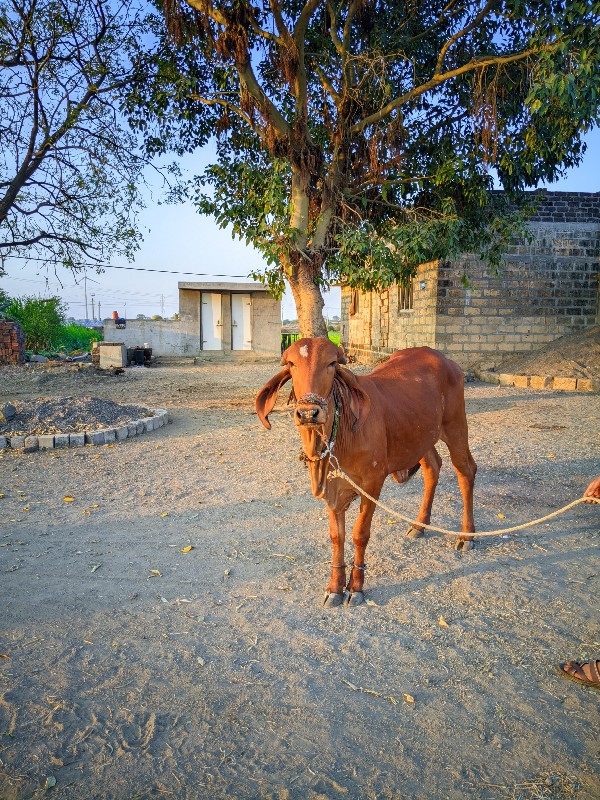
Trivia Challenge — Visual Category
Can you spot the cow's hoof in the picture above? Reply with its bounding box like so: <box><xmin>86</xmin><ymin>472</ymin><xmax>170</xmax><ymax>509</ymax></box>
<box><xmin>346</xmin><ymin>591</ymin><xmax>365</xmax><ymax>607</ymax></box>
<box><xmin>454</xmin><ymin>538</ymin><xmax>475</xmax><ymax>552</ymax></box>
<box><xmin>405</xmin><ymin>525</ymin><xmax>424</xmax><ymax>539</ymax></box>
<box><xmin>324</xmin><ymin>592</ymin><xmax>345</xmax><ymax>607</ymax></box>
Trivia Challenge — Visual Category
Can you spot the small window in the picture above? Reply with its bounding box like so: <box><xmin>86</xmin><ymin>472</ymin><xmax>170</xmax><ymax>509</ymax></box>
<box><xmin>397</xmin><ymin>279</ymin><xmax>414</xmax><ymax>311</ymax></box>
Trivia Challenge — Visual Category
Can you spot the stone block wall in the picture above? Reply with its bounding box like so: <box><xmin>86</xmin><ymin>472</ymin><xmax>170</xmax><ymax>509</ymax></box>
<box><xmin>343</xmin><ymin>261</ymin><xmax>438</xmax><ymax>363</ymax></box>
<box><xmin>341</xmin><ymin>191</ymin><xmax>600</xmax><ymax>366</ymax></box>
<box><xmin>0</xmin><ymin>320</ymin><xmax>26</xmax><ymax>365</ymax></box>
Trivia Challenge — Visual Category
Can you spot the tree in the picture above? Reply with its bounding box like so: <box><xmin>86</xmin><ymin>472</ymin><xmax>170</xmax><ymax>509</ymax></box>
<box><xmin>141</xmin><ymin>0</ymin><xmax>599</xmax><ymax>336</ymax></box>
<box><xmin>0</xmin><ymin>0</ymin><xmax>161</xmax><ymax>274</ymax></box>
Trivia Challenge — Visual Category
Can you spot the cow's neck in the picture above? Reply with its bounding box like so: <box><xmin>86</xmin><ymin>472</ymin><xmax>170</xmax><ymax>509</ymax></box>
<box><xmin>299</xmin><ymin>399</ymin><xmax>342</xmax><ymax>499</ymax></box>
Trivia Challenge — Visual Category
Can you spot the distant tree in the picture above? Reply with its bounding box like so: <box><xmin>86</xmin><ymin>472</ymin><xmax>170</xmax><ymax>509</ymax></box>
<box><xmin>0</xmin><ymin>0</ymin><xmax>162</xmax><ymax>274</ymax></box>
<box><xmin>150</xmin><ymin>314</ymin><xmax>163</xmax><ymax>320</ymax></box>
<box><xmin>142</xmin><ymin>1</ymin><xmax>600</xmax><ymax>336</ymax></box>
<box><xmin>170</xmin><ymin>312</ymin><xmax>181</xmax><ymax>320</ymax></box>
<box><xmin>0</xmin><ymin>287</ymin><xmax>11</xmax><ymax>309</ymax></box>
<box><xmin>5</xmin><ymin>295</ymin><xmax>66</xmax><ymax>349</ymax></box>
<box><xmin>136</xmin><ymin>313</ymin><xmax>148</xmax><ymax>319</ymax></box>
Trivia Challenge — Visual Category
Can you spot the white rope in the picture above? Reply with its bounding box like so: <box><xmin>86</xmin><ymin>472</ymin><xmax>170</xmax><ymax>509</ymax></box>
<box><xmin>328</xmin><ymin>458</ymin><xmax>599</xmax><ymax>538</ymax></box>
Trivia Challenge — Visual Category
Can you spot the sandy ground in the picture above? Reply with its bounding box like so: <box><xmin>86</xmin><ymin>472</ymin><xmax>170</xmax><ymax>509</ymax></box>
<box><xmin>477</xmin><ymin>325</ymin><xmax>600</xmax><ymax>380</ymax></box>
<box><xmin>0</xmin><ymin>356</ymin><xmax>599</xmax><ymax>800</ymax></box>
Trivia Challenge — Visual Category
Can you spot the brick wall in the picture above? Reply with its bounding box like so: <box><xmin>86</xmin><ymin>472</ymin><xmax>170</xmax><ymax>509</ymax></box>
<box><xmin>341</xmin><ymin>191</ymin><xmax>600</xmax><ymax>366</ymax></box>
<box><xmin>0</xmin><ymin>320</ymin><xmax>26</xmax><ymax>365</ymax></box>
<box><xmin>343</xmin><ymin>261</ymin><xmax>438</xmax><ymax>363</ymax></box>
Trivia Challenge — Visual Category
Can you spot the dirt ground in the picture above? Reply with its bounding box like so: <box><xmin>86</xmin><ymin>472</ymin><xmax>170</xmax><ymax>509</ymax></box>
<box><xmin>478</xmin><ymin>325</ymin><xmax>600</xmax><ymax>380</ymax></box>
<box><xmin>0</xmin><ymin>351</ymin><xmax>598</xmax><ymax>800</ymax></box>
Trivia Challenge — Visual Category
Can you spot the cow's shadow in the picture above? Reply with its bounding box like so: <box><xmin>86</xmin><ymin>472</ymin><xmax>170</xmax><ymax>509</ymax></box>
<box><xmin>363</xmin><ymin>540</ymin><xmax>599</xmax><ymax>608</ymax></box>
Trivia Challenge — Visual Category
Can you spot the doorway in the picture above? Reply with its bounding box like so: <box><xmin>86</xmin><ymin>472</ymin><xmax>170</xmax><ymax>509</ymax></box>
<box><xmin>231</xmin><ymin>293</ymin><xmax>252</xmax><ymax>350</ymax></box>
<box><xmin>201</xmin><ymin>293</ymin><xmax>223</xmax><ymax>350</ymax></box>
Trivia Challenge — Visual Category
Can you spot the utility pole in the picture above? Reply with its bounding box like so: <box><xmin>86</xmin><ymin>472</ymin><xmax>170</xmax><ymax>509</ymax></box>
<box><xmin>160</xmin><ymin>294</ymin><xmax>164</xmax><ymax>317</ymax></box>
<box><xmin>81</xmin><ymin>273</ymin><xmax>99</xmax><ymax>322</ymax></box>
<box><xmin>91</xmin><ymin>294</ymin><xmax>95</xmax><ymax>321</ymax></box>
<box><xmin>98</xmin><ymin>301</ymin><xmax>102</xmax><ymax>321</ymax></box>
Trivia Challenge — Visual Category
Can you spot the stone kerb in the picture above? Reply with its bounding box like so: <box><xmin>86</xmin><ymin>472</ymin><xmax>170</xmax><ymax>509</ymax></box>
<box><xmin>474</xmin><ymin>370</ymin><xmax>597</xmax><ymax>393</ymax></box>
<box><xmin>0</xmin><ymin>408</ymin><xmax>169</xmax><ymax>453</ymax></box>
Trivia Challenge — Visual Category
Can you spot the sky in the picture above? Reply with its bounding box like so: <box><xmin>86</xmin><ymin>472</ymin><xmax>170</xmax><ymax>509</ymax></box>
<box><xmin>1</xmin><ymin>127</ymin><xmax>599</xmax><ymax>323</ymax></box>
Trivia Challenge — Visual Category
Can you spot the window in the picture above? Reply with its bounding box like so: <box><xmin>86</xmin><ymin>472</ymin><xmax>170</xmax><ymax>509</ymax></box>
<box><xmin>397</xmin><ymin>279</ymin><xmax>414</xmax><ymax>311</ymax></box>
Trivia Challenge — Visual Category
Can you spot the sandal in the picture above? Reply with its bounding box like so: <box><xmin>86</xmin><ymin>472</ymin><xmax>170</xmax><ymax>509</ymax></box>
<box><xmin>557</xmin><ymin>660</ymin><xmax>600</xmax><ymax>690</ymax></box>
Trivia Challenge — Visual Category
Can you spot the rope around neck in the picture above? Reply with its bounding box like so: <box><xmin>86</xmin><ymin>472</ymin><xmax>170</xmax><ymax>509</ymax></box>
<box><xmin>327</xmin><ymin>455</ymin><xmax>599</xmax><ymax>538</ymax></box>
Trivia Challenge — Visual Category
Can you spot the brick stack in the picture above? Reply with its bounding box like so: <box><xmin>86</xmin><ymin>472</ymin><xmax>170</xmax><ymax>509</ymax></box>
<box><xmin>0</xmin><ymin>320</ymin><xmax>26</xmax><ymax>365</ymax></box>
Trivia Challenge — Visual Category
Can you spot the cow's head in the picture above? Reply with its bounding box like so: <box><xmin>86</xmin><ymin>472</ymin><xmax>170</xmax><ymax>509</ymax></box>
<box><xmin>255</xmin><ymin>337</ymin><xmax>370</xmax><ymax>456</ymax></box>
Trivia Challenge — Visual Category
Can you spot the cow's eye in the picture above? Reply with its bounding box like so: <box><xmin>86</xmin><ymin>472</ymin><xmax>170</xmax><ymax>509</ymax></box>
<box><xmin>329</xmin><ymin>361</ymin><xmax>337</xmax><ymax>368</ymax></box>
<box><xmin>288</xmin><ymin>361</ymin><xmax>295</xmax><ymax>369</ymax></box>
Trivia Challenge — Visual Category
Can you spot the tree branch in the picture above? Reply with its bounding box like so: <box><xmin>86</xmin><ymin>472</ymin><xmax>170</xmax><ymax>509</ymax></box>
<box><xmin>351</xmin><ymin>47</ymin><xmax>538</xmax><ymax>133</ymax></box>
<box><xmin>435</xmin><ymin>0</ymin><xmax>499</xmax><ymax>75</ymax></box>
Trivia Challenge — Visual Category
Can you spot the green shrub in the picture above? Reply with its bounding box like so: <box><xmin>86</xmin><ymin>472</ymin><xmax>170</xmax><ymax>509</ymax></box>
<box><xmin>6</xmin><ymin>295</ymin><xmax>67</xmax><ymax>350</ymax></box>
<box><xmin>3</xmin><ymin>294</ymin><xmax>102</xmax><ymax>353</ymax></box>
<box><xmin>56</xmin><ymin>323</ymin><xmax>103</xmax><ymax>352</ymax></box>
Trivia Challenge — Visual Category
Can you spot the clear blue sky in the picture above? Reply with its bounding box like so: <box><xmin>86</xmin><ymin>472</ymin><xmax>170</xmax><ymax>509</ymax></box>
<box><xmin>2</xmin><ymin>127</ymin><xmax>599</xmax><ymax>322</ymax></box>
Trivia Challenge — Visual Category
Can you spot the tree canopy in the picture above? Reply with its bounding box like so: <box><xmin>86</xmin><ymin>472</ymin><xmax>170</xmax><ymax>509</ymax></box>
<box><xmin>112</xmin><ymin>2</ymin><xmax>600</xmax><ymax>334</ymax></box>
<box><xmin>0</xmin><ymin>0</ymin><xmax>162</xmax><ymax>274</ymax></box>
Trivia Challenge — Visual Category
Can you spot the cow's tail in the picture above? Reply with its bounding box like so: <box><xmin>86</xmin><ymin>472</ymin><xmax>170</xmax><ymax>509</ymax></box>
<box><xmin>391</xmin><ymin>463</ymin><xmax>421</xmax><ymax>484</ymax></box>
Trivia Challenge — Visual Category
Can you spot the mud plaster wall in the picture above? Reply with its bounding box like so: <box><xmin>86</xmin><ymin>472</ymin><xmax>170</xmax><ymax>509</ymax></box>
<box><xmin>341</xmin><ymin>191</ymin><xmax>600</xmax><ymax>367</ymax></box>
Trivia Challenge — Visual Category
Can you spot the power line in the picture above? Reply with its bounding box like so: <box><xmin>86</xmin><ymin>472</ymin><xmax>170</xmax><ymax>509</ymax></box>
<box><xmin>5</xmin><ymin>256</ymin><xmax>252</xmax><ymax>280</ymax></box>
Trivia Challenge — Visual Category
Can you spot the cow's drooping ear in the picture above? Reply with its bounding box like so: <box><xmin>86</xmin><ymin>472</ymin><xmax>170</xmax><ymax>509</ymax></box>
<box><xmin>336</xmin><ymin>367</ymin><xmax>371</xmax><ymax>431</ymax></box>
<box><xmin>255</xmin><ymin>366</ymin><xmax>292</xmax><ymax>430</ymax></box>
<box><xmin>336</xmin><ymin>345</ymin><xmax>347</xmax><ymax>365</ymax></box>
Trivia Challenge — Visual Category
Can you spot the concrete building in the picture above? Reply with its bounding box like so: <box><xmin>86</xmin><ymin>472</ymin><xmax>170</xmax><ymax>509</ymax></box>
<box><xmin>341</xmin><ymin>191</ymin><xmax>600</xmax><ymax>367</ymax></box>
<box><xmin>104</xmin><ymin>281</ymin><xmax>281</xmax><ymax>358</ymax></box>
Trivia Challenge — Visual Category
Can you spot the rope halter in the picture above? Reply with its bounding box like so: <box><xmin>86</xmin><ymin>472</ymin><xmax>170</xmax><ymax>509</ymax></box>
<box><xmin>296</xmin><ymin>390</ymin><xmax>341</xmax><ymax>462</ymax></box>
<box><xmin>295</xmin><ymin>392</ymin><xmax>329</xmax><ymax>412</ymax></box>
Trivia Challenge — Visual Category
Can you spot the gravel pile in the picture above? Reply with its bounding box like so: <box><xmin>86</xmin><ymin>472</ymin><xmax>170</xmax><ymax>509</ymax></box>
<box><xmin>0</xmin><ymin>396</ymin><xmax>153</xmax><ymax>435</ymax></box>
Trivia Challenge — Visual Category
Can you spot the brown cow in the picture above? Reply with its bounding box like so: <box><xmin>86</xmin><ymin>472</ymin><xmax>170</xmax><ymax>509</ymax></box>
<box><xmin>255</xmin><ymin>337</ymin><xmax>477</xmax><ymax>607</ymax></box>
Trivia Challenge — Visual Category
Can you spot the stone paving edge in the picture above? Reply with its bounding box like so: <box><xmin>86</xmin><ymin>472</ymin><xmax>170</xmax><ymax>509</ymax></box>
<box><xmin>1</xmin><ymin>408</ymin><xmax>169</xmax><ymax>452</ymax></box>
<box><xmin>474</xmin><ymin>370</ymin><xmax>598</xmax><ymax>393</ymax></box>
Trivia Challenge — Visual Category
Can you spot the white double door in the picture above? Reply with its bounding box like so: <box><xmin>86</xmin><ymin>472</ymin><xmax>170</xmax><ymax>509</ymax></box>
<box><xmin>201</xmin><ymin>293</ymin><xmax>252</xmax><ymax>351</ymax></box>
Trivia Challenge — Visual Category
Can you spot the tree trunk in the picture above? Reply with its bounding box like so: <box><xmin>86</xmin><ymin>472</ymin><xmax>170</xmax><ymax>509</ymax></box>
<box><xmin>287</xmin><ymin>257</ymin><xmax>328</xmax><ymax>338</ymax></box>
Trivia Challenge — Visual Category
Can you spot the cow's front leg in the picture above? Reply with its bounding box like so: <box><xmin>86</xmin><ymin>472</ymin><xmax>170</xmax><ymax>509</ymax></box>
<box><xmin>346</xmin><ymin>495</ymin><xmax>378</xmax><ymax>606</ymax></box>
<box><xmin>324</xmin><ymin>506</ymin><xmax>346</xmax><ymax>607</ymax></box>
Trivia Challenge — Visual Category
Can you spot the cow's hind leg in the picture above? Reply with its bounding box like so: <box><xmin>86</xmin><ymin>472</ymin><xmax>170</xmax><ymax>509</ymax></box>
<box><xmin>405</xmin><ymin>447</ymin><xmax>442</xmax><ymax>540</ymax></box>
<box><xmin>441</xmin><ymin>424</ymin><xmax>477</xmax><ymax>551</ymax></box>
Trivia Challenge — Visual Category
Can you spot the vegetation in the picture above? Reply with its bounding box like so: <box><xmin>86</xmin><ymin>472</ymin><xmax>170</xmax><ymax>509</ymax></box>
<box><xmin>3</xmin><ymin>293</ymin><xmax>101</xmax><ymax>351</ymax></box>
<box><xmin>0</xmin><ymin>0</ymin><xmax>162</xmax><ymax>273</ymax></box>
<box><xmin>139</xmin><ymin>0</ymin><xmax>600</xmax><ymax>336</ymax></box>
<box><xmin>53</xmin><ymin>322</ymin><xmax>103</xmax><ymax>353</ymax></box>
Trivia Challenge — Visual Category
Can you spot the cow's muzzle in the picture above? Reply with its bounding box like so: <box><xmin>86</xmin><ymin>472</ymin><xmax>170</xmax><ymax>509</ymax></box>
<box><xmin>295</xmin><ymin>405</ymin><xmax>323</xmax><ymax>425</ymax></box>
<box><xmin>294</xmin><ymin>393</ymin><xmax>329</xmax><ymax>426</ymax></box>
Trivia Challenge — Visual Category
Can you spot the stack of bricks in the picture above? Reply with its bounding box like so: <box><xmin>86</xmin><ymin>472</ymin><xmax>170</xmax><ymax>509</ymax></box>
<box><xmin>0</xmin><ymin>320</ymin><xmax>26</xmax><ymax>365</ymax></box>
